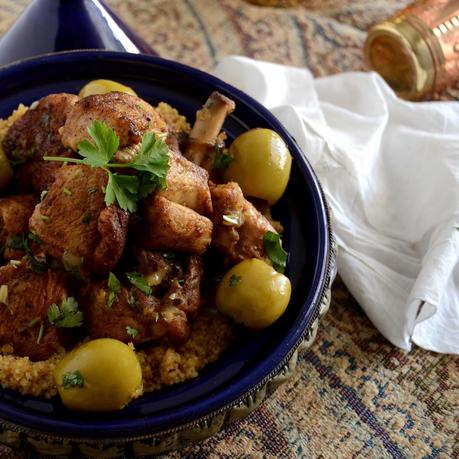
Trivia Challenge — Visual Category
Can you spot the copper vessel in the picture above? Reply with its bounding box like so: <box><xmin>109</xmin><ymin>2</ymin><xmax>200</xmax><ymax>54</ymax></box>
<box><xmin>364</xmin><ymin>0</ymin><xmax>459</xmax><ymax>100</ymax></box>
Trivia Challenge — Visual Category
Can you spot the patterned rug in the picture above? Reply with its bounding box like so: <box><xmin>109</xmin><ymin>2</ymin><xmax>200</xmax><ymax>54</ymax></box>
<box><xmin>0</xmin><ymin>1</ymin><xmax>458</xmax><ymax>458</ymax></box>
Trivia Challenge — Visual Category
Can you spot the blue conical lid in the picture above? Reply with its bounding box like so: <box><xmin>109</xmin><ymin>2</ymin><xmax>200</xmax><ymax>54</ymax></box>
<box><xmin>0</xmin><ymin>0</ymin><xmax>156</xmax><ymax>67</ymax></box>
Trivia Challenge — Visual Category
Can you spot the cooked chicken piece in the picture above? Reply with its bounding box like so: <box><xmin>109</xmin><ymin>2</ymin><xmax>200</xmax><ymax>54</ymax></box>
<box><xmin>0</xmin><ymin>262</ymin><xmax>71</xmax><ymax>361</ymax></box>
<box><xmin>0</xmin><ymin>195</ymin><xmax>36</xmax><ymax>260</ymax></box>
<box><xmin>29</xmin><ymin>165</ymin><xmax>129</xmax><ymax>276</ymax></box>
<box><xmin>210</xmin><ymin>182</ymin><xmax>277</xmax><ymax>264</ymax></box>
<box><xmin>79</xmin><ymin>280</ymin><xmax>190</xmax><ymax>345</ymax></box>
<box><xmin>60</xmin><ymin>92</ymin><xmax>168</xmax><ymax>161</ymax></box>
<box><xmin>184</xmin><ymin>91</ymin><xmax>235</xmax><ymax>171</ymax></box>
<box><xmin>136</xmin><ymin>250</ymin><xmax>203</xmax><ymax>316</ymax></box>
<box><xmin>138</xmin><ymin>195</ymin><xmax>212</xmax><ymax>255</ymax></box>
<box><xmin>2</xmin><ymin>93</ymin><xmax>79</xmax><ymax>193</ymax></box>
<box><xmin>158</xmin><ymin>150</ymin><xmax>212</xmax><ymax>215</ymax></box>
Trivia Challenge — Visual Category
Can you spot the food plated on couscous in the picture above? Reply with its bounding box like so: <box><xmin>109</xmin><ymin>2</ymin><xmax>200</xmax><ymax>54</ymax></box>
<box><xmin>0</xmin><ymin>79</ymin><xmax>292</xmax><ymax>411</ymax></box>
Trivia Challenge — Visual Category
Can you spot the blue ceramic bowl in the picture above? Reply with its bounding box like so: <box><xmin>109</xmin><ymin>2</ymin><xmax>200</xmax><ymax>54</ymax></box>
<box><xmin>0</xmin><ymin>51</ymin><xmax>335</xmax><ymax>457</ymax></box>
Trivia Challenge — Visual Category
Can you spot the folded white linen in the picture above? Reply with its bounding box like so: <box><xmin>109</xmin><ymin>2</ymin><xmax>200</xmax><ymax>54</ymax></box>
<box><xmin>214</xmin><ymin>56</ymin><xmax>459</xmax><ymax>354</ymax></box>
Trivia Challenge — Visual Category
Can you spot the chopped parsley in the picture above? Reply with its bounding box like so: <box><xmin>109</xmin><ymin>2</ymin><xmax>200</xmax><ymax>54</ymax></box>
<box><xmin>40</xmin><ymin>215</ymin><xmax>49</xmax><ymax>222</ymax></box>
<box><xmin>43</xmin><ymin>120</ymin><xmax>170</xmax><ymax>212</ymax></box>
<box><xmin>126</xmin><ymin>325</ymin><xmax>139</xmax><ymax>338</ymax></box>
<box><xmin>36</xmin><ymin>322</ymin><xmax>44</xmax><ymax>344</ymax></box>
<box><xmin>47</xmin><ymin>297</ymin><xmax>83</xmax><ymax>328</ymax></box>
<box><xmin>62</xmin><ymin>370</ymin><xmax>85</xmax><ymax>389</ymax></box>
<box><xmin>28</xmin><ymin>232</ymin><xmax>42</xmax><ymax>245</ymax></box>
<box><xmin>7</xmin><ymin>234</ymin><xmax>25</xmax><ymax>250</ymax></box>
<box><xmin>63</xmin><ymin>187</ymin><xmax>72</xmax><ymax>196</ymax></box>
<box><xmin>263</xmin><ymin>231</ymin><xmax>288</xmax><ymax>274</ymax></box>
<box><xmin>126</xmin><ymin>272</ymin><xmax>152</xmax><ymax>295</ymax></box>
<box><xmin>107</xmin><ymin>272</ymin><xmax>121</xmax><ymax>308</ymax></box>
<box><xmin>213</xmin><ymin>144</ymin><xmax>233</xmax><ymax>170</ymax></box>
<box><xmin>229</xmin><ymin>274</ymin><xmax>242</xmax><ymax>287</ymax></box>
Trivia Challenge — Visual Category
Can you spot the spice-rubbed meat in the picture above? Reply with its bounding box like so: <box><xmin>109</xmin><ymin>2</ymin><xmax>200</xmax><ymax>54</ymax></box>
<box><xmin>158</xmin><ymin>150</ymin><xmax>212</xmax><ymax>215</ymax></box>
<box><xmin>60</xmin><ymin>92</ymin><xmax>168</xmax><ymax>162</ymax></box>
<box><xmin>0</xmin><ymin>262</ymin><xmax>71</xmax><ymax>361</ymax></box>
<box><xmin>2</xmin><ymin>93</ymin><xmax>79</xmax><ymax>193</ymax></box>
<box><xmin>0</xmin><ymin>195</ymin><xmax>36</xmax><ymax>260</ymax></box>
<box><xmin>29</xmin><ymin>165</ymin><xmax>129</xmax><ymax>276</ymax></box>
<box><xmin>210</xmin><ymin>182</ymin><xmax>276</xmax><ymax>264</ymax></box>
<box><xmin>137</xmin><ymin>194</ymin><xmax>212</xmax><ymax>255</ymax></box>
<box><xmin>136</xmin><ymin>250</ymin><xmax>203</xmax><ymax>316</ymax></box>
<box><xmin>79</xmin><ymin>283</ymin><xmax>189</xmax><ymax>345</ymax></box>
<box><xmin>79</xmin><ymin>251</ymin><xmax>204</xmax><ymax>344</ymax></box>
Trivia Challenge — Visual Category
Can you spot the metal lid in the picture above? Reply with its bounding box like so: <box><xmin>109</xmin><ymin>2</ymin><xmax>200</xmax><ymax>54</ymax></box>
<box><xmin>364</xmin><ymin>17</ymin><xmax>439</xmax><ymax>100</ymax></box>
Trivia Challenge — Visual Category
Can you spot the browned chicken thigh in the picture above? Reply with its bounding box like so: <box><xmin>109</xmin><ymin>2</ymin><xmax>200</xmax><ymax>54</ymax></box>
<box><xmin>29</xmin><ymin>165</ymin><xmax>129</xmax><ymax>276</ymax></box>
<box><xmin>60</xmin><ymin>92</ymin><xmax>168</xmax><ymax>161</ymax></box>
<box><xmin>0</xmin><ymin>195</ymin><xmax>37</xmax><ymax>260</ymax></box>
<box><xmin>79</xmin><ymin>251</ymin><xmax>204</xmax><ymax>345</ymax></box>
<box><xmin>137</xmin><ymin>195</ymin><xmax>212</xmax><ymax>255</ymax></box>
<box><xmin>2</xmin><ymin>93</ymin><xmax>79</xmax><ymax>193</ymax></box>
<box><xmin>0</xmin><ymin>262</ymin><xmax>71</xmax><ymax>361</ymax></box>
<box><xmin>157</xmin><ymin>150</ymin><xmax>212</xmax><ymax>216</ymax></box>
<box><xmin>210</xmin><ymin>182</ymin><xmax>276</xmax><ymax>264</ymax></box>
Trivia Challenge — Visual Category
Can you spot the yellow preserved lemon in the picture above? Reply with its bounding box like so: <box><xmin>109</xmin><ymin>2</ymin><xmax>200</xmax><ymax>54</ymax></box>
<box><xmin>78</xmin><ymin>79</ymin><xmax>137</xmax><ymax>98</ymax></box>
<box><xmin>54</xmin><ymin>338</ymin><xmax>142</xmax><ymax>411</ymax></box>
<box><xmin>216</xmin><ymin>259</ymin><xmax>291</xmax><ymax>329</ymax></box>
<box><xmin>223</xmin><ymin>128</ymin><xmax>292</xmax><ymax>204</ymax></box>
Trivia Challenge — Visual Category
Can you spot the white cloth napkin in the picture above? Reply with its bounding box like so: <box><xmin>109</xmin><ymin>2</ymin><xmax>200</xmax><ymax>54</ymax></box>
<box><xmin>214</xmin><ymin>56</ymin><xmax>459</xmax><ymax>354</ymax></box>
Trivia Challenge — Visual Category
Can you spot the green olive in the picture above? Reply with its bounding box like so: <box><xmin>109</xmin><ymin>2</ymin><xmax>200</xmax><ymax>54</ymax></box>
<box><xmin>79</xmin><ymin>79</ymin><xmax>137</xmax><ymax>98</ymax></box>
<box><xmin>216</xmin><ymin>259</ymin><xmax>291</xmax><ymax>329</ymax></box>
<box><xmin>54</xmin><ymin>338</ymin><xmax>142</xmax><ymax>411</ymax></box>
<box><xmin>223</xmin><ymin>128</ymin><xmax>292</xmax><ymax>204</ymax></box>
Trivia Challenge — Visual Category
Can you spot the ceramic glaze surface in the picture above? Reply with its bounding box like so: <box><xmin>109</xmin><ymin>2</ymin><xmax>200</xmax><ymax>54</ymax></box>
<box><xmin>0</xmin><ymin>0</ymin><xmax>155</xmax><ymax>67</ymax></box>
<box><xmin>0</xmin><ymin>51</ymin><xmax>331</xmax><ymax>441</ymax></box>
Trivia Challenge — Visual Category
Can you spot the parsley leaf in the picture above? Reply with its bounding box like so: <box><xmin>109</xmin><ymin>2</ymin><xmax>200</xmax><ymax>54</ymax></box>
<box><xmin>213</xmin><ymin>145</ymin><xmax>233</xmax><ymax>170</ymax></box>
<box><xmin>126</xmin><ymin>325</ymin><xmax>139</xmax><ymax>338</ymax></box>
<box><xmin>107</xmin><ymin>272</ymin><xmax>121</xmax><ymax>308</ymax></box>
<box><xmin>229</xmin><ymin>274</ymin><xmax>242</xmax><ymax>287</ymax></box>
<box><xmin>7</xmin><ymin>234</ymin><xmax>25</xmax><ymax>250</ymax></box>
<box><xmin>126</xmin><ymin>272</ymin><xmax>152</xmax><ymax>295</ymax></box>
<box><xmin>47</xmin><ymin>297</ymin><xmax>83</xmax><ymax>328</ymax></box>
<box><xmin>130</xmin><ymin>132</ymin><xmax>169</xmax><ymax>182</ymax></box>
<box><xmin>77</xmin><ymin>120</ymin><xmax>119</xmax><ymax>167</ymax></box>
<box><xmin>263</xmin><ymin>231</ymin><xmax>288</xmax><ymax>274</ymax></box>
<box><xmin>62</xmin><ymin>370</ymin><xmax>85</xmax><ymax>389</ymax></box>
<box><xmin>44</xmin><ymin>121</ymin><xmax>170</xmax><ymax>213</ymax></box>
<box><xmin>105</xmin><ymin>172</ymin><xmax>139</xmax><ymax>213</ymax></box>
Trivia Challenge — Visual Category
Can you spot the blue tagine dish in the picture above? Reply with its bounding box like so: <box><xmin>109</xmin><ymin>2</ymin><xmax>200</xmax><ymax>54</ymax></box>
<box><xmin>0</xmin><ymin>51</ymin><xmax>336</xmax><ymax>457</ymax></box>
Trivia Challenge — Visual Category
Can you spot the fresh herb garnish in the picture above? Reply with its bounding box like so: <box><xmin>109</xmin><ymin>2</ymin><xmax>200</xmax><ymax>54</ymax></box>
<box><xmin>47</xmin><ymin>297</ymin><xmax>83</xmax><ymax>328</ymax></box>
<box><xmin>28</xmin><ymin>232</ymin><xmax>42</xmax><ymax>245</ymax></box>
<box><xmin>36</xmin><ymin>322</ymin><xmax>44</xmax><ymax>344</ymax></box>
<box><xmin>126</xmin><ymin>272</ymin><xmax>152</xmax><ymax>296</ymax></box>
<box><xmin>213</xmin><ymin>144</ymin><xmax>233</xmax><ymax>170</ymax></box>
<box><xmin>62</xmin><ymin>370</ymin><xmax>85</xmax><ymax>389</ymax></box>
<box><xmin>229</xmin><ymin>274</ymin><xmax>242</xmax><ymax>287</ymax></box>
<box><xmin>107</xmin><ymin>272</ymin><xmax>121</xmax><ymax>308</ymax></box>
<box><xmin>40</xmin><ymin>215</ymin><xmax>49</xmax><ymax>222</ymax></box>
<box><xmin>7</xmin><ymin>234</ymin><xmax>25</xmax><ymax>250</ymax></box>
<box><xmin>43</xmin><ymin>121</ymin><xmax>170</xmax><ymax>212</ymax></box>
<box><xmin>6</xmin><ymin>233</ymin><xmax>46</xmax><ymax>272</ymax></box>
<box><xmin>263</xmin><ymin>231</ymin><xmax>288</xmax><ymax>274</ymax></box>
<box><xmin>128</xmin><ymin>294</ymin><xmax>137</xmax><ymax>306</ymax></box>
<box><xmin>126</xmin><ymin>325</ymin><xmax>138</xmax><ymax>338</ymax></box>
<box><xmin>63</xmin><ymin>187</ymin><xmax>72</xmax><ymax>196</ymax></box>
